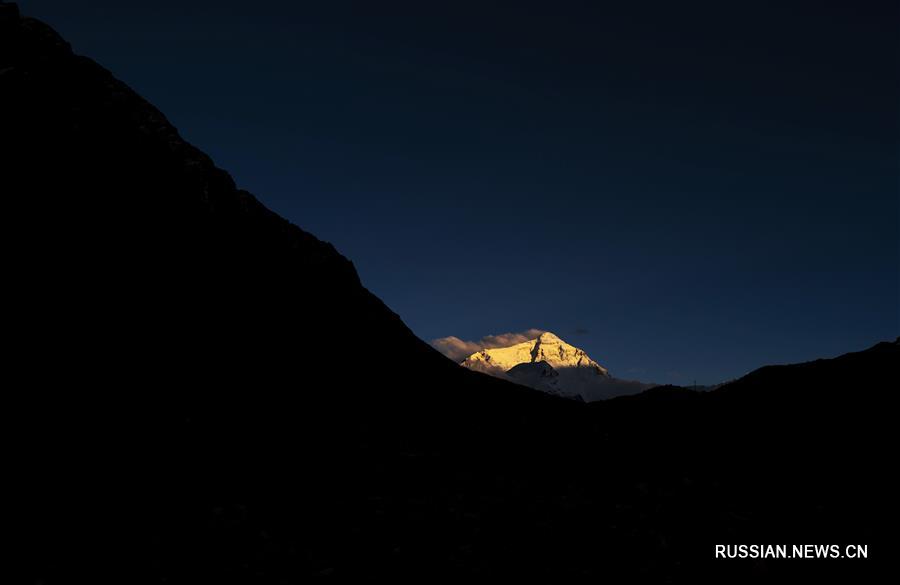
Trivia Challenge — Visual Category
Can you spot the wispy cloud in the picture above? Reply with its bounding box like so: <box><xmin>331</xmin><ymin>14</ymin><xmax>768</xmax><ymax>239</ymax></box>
<box><xmin>431</xmin><ymin>329</ymin><xmax>545</xmax><ymax>362</ymax></box>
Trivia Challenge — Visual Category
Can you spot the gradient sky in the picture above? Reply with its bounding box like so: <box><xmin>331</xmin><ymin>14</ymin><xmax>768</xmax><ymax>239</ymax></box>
<box><xmin>23</xmin><ymin>0</ymin><xmax>898</xmax><ymax>384</ymax></box>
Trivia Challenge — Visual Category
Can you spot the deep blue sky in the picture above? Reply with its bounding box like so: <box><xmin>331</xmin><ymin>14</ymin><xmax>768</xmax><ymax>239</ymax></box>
<box><xmin>23</xmin><ymin>0</ymin><xmax>898</xmax><ymax>384</ymax></box>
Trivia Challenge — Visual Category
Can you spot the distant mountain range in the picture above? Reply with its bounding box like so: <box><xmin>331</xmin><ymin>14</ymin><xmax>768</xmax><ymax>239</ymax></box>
<box><xmin>459</xmin><ymin>331</ymin><xmax>653</xmax><ymax>400</ymax></box>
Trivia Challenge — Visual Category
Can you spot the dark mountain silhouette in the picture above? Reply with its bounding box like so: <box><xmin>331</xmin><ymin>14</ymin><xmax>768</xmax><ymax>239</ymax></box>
<box><xmin>3</xmin><ymin>4</ymin><xmax>892</xmax><ymax>582</ymax></box>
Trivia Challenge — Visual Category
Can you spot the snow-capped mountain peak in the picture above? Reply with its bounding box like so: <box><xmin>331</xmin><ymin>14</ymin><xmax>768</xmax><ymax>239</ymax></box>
<box><xmin>461</xmin><ymin>331</ymin><xmax>609</xmax><ymax>376</ymax></box>
<box><xmin>458</xmin><ymin>331</ymin><xmax>651</xmax><ymax>401</ymax></box>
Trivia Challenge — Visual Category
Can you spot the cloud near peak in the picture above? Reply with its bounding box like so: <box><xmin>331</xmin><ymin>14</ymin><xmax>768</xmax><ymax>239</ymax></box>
<box><xmin>431</xmin><ymin>329</ymin><xmax>546</xmax><ymax>362</ymax></box>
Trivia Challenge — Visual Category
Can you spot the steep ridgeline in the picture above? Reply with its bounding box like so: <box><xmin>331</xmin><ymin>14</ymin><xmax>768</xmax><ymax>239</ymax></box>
<box><xmin>462</xmin><ymin>332</ymin><xmax>652</xmax><ymax>400</ymax></box>
<box><xmin>1</xmin><ymin>4</ymin><xmax>571</xmax><ymax>579</ymax></box>
<box><xmin>3</xmin><ymin>5</ymin><xmax>892</xmax><ymax>583</ymax></box>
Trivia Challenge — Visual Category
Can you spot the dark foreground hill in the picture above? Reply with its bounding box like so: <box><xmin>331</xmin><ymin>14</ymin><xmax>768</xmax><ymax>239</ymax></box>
<box><xmin>2</xmin><ymin>4</ymin><xmax>893</xmax><ymax>582</ymax></box>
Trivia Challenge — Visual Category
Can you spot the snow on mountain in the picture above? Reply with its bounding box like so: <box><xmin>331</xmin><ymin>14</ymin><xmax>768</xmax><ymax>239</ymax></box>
<box><xmin>459</xmin><ymin>331</ymin><xmax>652</xmax><ymax>401</ymax></box>
<box><xmin>462</xmin><ymin>332</ymin><xmax>608</xmax><ymax>375</ymax></box>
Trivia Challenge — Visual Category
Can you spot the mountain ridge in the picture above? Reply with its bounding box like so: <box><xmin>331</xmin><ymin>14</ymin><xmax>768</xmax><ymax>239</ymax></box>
<box><xmin>460</xmin><ymin>331</ymin><xmax>654</xmax><ymax>400</ymax></box>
